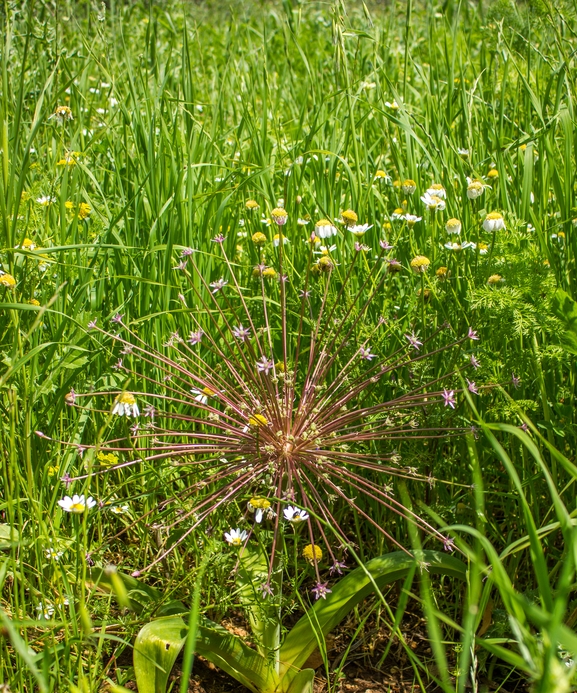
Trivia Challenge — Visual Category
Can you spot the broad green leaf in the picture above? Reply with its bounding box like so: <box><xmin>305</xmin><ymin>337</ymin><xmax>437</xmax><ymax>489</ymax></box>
<box><xmin>134</xmin><ymin>616</ymin><xmax>188</xmax><ymax>693</ymax></box>
<box><xmin>279</xmin><ymin>550</ymin><xmax>467</xmax><ymax>676</ymax></box>
<box><xmin>551</xmin><ymin>289</ymin><xmax>577</xmax><ymax>355</ymax></box>
<box><xmin>283</xmin><ymin>667</ymin><xmax>315</xmax><ymax>693</ymax></box>
<box><xmin>195</xmin><ymin>617</ymin><xmax>278</xmax><ymax>693</ymax></box>
<box><xmin>0</xmin><ymin>524</ymin><xmax>18</xmax><ymax>550</ymax></box>
<box><xmin>237</xmin><ymin>545</ymin><xmax>281</xmax><ymax>660</ymax></box>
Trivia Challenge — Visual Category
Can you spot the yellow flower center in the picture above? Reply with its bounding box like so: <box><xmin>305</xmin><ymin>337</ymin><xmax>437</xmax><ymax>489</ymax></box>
<box><xmin>117</xmin><ymin>393</ymin><xmax>136</xmax><ymax>405</ymax></box>
<box><xmin>246</xmin><ymin>200</ymin><xmax>259</xmax><ymax>210</ymax></box>
<box><xmin>485</xmin><ymin>212</ymin><xmax>502</xmax><ymax>221</ymax></box>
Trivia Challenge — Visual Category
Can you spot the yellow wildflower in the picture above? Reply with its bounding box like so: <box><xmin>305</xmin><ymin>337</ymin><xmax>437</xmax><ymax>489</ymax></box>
<box><xmin>303</xmin><ymin>544</ymin><xmax>323</xmax><ymax>563</ymax></box>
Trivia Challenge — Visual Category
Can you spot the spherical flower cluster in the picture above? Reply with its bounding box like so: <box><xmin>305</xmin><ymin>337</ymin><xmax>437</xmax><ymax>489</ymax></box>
<box><xmin>112</xmin><ymin>392</ymin><xmax>140</xmax><ymax>417</ymax></box>
<box><xmin>483</xmin><ymin>212</ymin><xmax>505</xmax><ymax>232</ymax></box>
<box><xmin>252</xmin><ymin>231</ymin><xmax>267</xmax><ymax>245</ymax></box>
<box><xmin>245</xmin><ymin>200</ymin><xmax>260</xmax><ymax>211</ymax></box>
<box><xmin>302</xmin><ymin>544</ymin><xmax>323</xmax><ymax>563</ymax></box>
<box><xmin>410</xmin><ymin>255</ymin><xmax>430</xmax><ymax>273</ymax></box>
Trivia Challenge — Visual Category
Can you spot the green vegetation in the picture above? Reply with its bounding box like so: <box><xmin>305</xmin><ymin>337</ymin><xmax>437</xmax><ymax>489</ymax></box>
<box><xmin>1</xmin><ymin>0</ymin><xmax>577</xmax><ymax>691</ymax></box>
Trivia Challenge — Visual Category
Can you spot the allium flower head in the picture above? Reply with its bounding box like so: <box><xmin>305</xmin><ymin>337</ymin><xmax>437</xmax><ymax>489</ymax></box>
<box><xmin>311</xmin><ymin>582</ymin><xmax>332</xmax><ymax>600</ymax></box>
<box><xmin>59</xmin><ymin>226</ymin><xmax>474</xmax><ymax>578</ymax></box>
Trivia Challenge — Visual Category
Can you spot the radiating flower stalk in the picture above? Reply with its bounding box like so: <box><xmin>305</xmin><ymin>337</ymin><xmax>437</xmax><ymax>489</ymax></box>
<box><xmin>50</xmin><ymin>210</ymin><xmax>481</xmax><ymax>597</ymax></box>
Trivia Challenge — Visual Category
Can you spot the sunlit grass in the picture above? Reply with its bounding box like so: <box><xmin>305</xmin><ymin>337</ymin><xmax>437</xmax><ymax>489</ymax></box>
<box><xmin>1</xmin><ymin>0</ymin><xmax>576</xmax><ymax>690</ymax></box>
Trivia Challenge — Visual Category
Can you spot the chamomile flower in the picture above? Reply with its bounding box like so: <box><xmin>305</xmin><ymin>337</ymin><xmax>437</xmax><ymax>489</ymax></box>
<box><xmin>457</xmin><ymin>148</ymin><xmax>469</xmax><ymax>158</ymax></box>
<box><xmin>402</xmin><ymin>179</ymin><xmax>417</xmax><ymax>195</ymax></box>
<box><xmin>445</xmin><ymin>218</ymin><xmax>462</xmax><ymax>235</ymax></box>
<box><xmin>37</xmin><ymin>602</ymin><xmax>55</xmax><ymax>620</ymax></box>
<box><xmin>112</xmin><ymin>393</ymin><xmax>140</xmax><ymax>417</ymax></box>
<box><xmin>297</xmin><ymin>218</ymin><xmax>310</xmax><ymax>226</ymax></box>
<box><xmin>385</xmin><ymin>100</ymin><xmax>399</xmax><ymax>109</ymax></box>
<box><xmin>466</xmin><ymin>179</ymin><xmax>489</xmax><ymax>200</ymax></box>
<box><xmin>248</xmin><ymin>497</ymin><xmax>273</xmax><ymax>523</ymax></box>
<box><xmin>45</xmin><ymin>548</ymin><xmax>63</xmax><ymax>561</ymax></box>
<box><xmin>340</xmin><ymin>209</ymin><xmax>358</xmax><ymax>226</ymax></box>
<box><xmin>58</xmin><ymin>494</ymin><xmax>97</xmax><ymax>514</ymax></box>
<box><xmin>0</xmin><ymin>273</ymin><xmax>16</xmax><ymax>288</ymax></box>
<box><xmin>283</xmin><ymin>506</ymin><xmax>309</xmax><ymax>523</ymax></box>
<box><xmin>348</xmin><ymin>224</ymin><xmax>372</xmax><ymax>237</ymax></box>
<box><xmin>51</xmin><ymin>105</ymin><xmax>73</xmax><ymax>123</ymax></box>
<box><xmin>478</xmin><ymin>242</ymin><xmax>489</xmax><ymax>255</ymax></box>
<box><xmin>271</xmin><ymin>208</ymin><xmax>288</xmax><ymax>226</ymax></box>
<box><xmin>487</xmin><ymin>274</ymin><xmax>504</xmax><ymax>286</ymax></box>
<box><xmin>36</xmin><ymin>196</ymin><xmax>55</xmax><ymax>206</ymax></box>
<box><xmin>421</xmin><ymin>192</ymin><xmax>446</xmax><ymax>211</ymax></box>
<box><xmin>192</xmin><ymin>386</ymin><xmax>215</xmax><ymax>405</ymax></box>
<box><xmin>273</xmin><ymin>233</ymin><xmax>289</xmax><ymax>247</ymax></box>
<box><xmin>224</xmin><ymin>528</ymin><xmax>248</xmax><ymax>546</ymax></box>
<box><xmin>252</xmin><ymin>232</ymin><xmax>267</xmax><ymax>245</ymax></box>
<box><xmin>410</xmin><ymin>255</ymin><xmax>430</xmax><ymax>273</ymax></box>
<box><xmin>426</xmin><ymin>183</ymin><xmax>446</xmax><ymax>198</ymax></box>
<box><xmin>483</xmin><ymin>212</ymin><xmax>505</xmax><ymax>232</ymax></box>
<box><xmin>404</xmin><ymin>214</ymin><xmax>422</xmax><ymax>227</ymax></box>
<box><xmin>315</xmin><ymin>219</ymin><xmax>338</xmax><ymax>238</ymax></box>
<box><xmin>246</xmin><ymin>200</ymin><xmax>260</xmax><ymax>211</ymax></box>
<box><xmin>487</xmin><ymin>169</ymin><xmax>499</xmax><ymax>179</ymax></box>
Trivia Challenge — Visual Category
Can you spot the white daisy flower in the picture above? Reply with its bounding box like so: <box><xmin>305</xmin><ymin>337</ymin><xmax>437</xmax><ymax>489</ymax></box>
<box><xmin>348</xmin><ymin>224</ymin><xmax>372</xmax><ymax>237</ymax></box>
<box><xmin>58</xmin><ymin>494</ymin><xmax>97</xmax><ymax>514</ymax></box>
<box><xmin>483</xmin><ymin>212</ymin><xmax>505</xmax><ymax>232</ymax></box>
<box><xmin>315</xmin><ymin>220</ymin><xmax>338</xmax><ymax>238</ymax></box>
<box><xmin>421</xmin><ymin>192</ymin><xmax>446</xmax><ymax>211</ymax></box>
<box><xmin>112</xmin><ymin>393</ymin><xmax>139</xmax><ymax>417</ymax></box>
<box><xmin>36</xmin><ymin>196</ymin><xmax>55</xmax><ymax>206</ymax></box>
<box><xmin>224</xmin><ymin>528</ymin><xmax>248</xmax><ymax>546</ymax></box>
<box><xmin>283</xmin><ymin>506</ymin><xmax>310</xmax><ymax>523</ymax></box>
